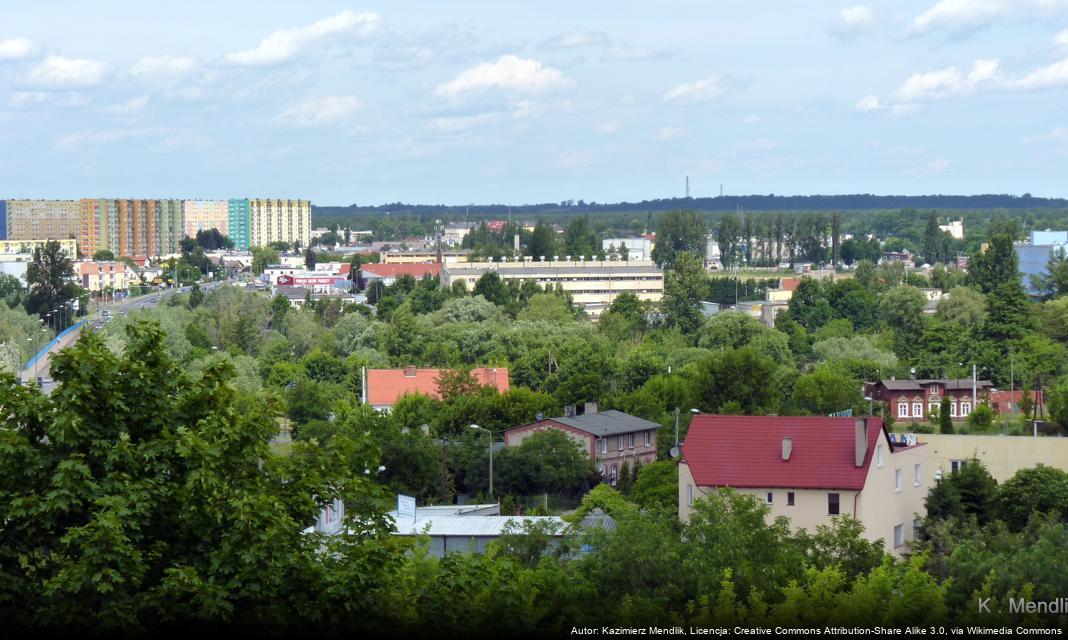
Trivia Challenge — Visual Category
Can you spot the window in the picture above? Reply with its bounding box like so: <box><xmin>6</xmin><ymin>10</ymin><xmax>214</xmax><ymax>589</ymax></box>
<box><xmin>687</xmin><ymin>484</ymin><xmax>693</xmax><ymax>506</ymax></box>
<box><xmin>600</xmin><ymin>438</ymin><xmax>607</xmax><ymax>454</ymax></box>
<box><xmin>894</xmin><ymin>524</ymin><xmax>904</xmax><ymax>548</ymax></box>
<box><xmin>961</xmin><ymin>402</ymin><xmax>971</xmax><ymax>417</ymax></box>
<box><xmin>950</xmin><ymin>401</ymin><xmax>958</xmax><ymax>417</ymax></box>
<box><xmin>618</xmin><ymin>436</ymin><xmax>624</xmax><ymax>451</ymax></box>
<box><xmin>628</xmin><ymin>434</ymin><xmax>635</xmax><ymax>449</ymax></box>
<box><xmin>897</xmin><ymin>402</ymin><xmax>908</xmax><ymax>417</ymax></box>
<box><xmin>912</xmin><ymin>402</ymin><xmax>923</xmax><ymax>418</ymax></box>
<box><xmin>787</xmin><ymin>492</ymin><xmax>795</xmax><ymax>506</ymax></box>
<box><xmin>828</xmin><ymin>493</ymin><xmax>840</xmax><ymax>515</ymax></box>
<box><xmin>914</xmin><ymin>463</ymin><xmax>922</xmax><ymax>486</ymax></box>
<box><xmin>894</xmin><ymin>469</ymin><xmax>902</xmax><ymax>493</ymax></box>
<box><xmin>644</xmin><ymin>431</ymin><xmax>651</xmax><ymax>447</ymax></box>
<box><xmin>950</xmin><ymin>459</ymin><xmax>967</xmax><ymax>473</ymax></box>
<box><xmin>928</xmin><ymin>402</ymin><xmax>938</xmax><ymax>415</ymax></box>
<box><xmin>876</xmin><ymin>444</ymin><xmax>884</xmax><ymax>467</ymax></box>
<box><xmin>766</xmin><ymin>492</ymin><xmax>773</xmax><ymax>504</ymax></box>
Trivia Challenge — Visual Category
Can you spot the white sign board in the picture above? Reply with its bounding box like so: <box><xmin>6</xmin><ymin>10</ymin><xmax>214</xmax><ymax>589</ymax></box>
<box><xmin>397</xmin><ymin>494</ymin><xmax>416</xmax><ymax>522</ymax></box>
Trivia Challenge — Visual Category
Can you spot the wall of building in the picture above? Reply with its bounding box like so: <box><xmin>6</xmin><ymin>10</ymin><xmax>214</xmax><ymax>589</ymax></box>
<box><xmin>6</xmin><ymin>200</ymin><xmax>80</xmax><ymax>241</ymax></box>
<box><xmin>0</xmin><ymin>238</ymin><xmax>77</xmax><ymax>257</ymax></box>
<box><xmin>1017</xmin><ymin>243</ymin><xmax>1066</xmax><ymax>295</ymax></box>
<box><xmin>856</xmin><ymin>444</ymin><xmax>928</xmax><ymax>555</ymax></box>
<box><xmin>184</xmin><ymin>200</ymin><xmax>229</xmax><ymax>238</ymax></box>
<box><xmin>503</xmin><ymin>420</ymin><xmax>595</xmax><ymax>461</ymax></box>
<box><xmin>227</xmin><ymin>199</ymin><xmax>251</xmax><ymax>250</ymax></box>
<box><xmin>249</xmin><ymin>199</ymin><xmax>311</xmax><ymax>249</ymax></box>
<box><xmin>0</xmin><ymin>200</ymin><xmax>6</xmax><ymax>241</ymax></box>
<box><xmin>913</xmin><ymin>433</ymin><xmax>1068</xmax><ymax>484</ymax></box>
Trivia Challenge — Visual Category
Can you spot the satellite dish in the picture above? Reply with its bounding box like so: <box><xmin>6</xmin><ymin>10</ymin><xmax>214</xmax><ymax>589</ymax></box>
<box><xmin>670</xmin><ymin>447</ymin><xmax>680</xmax><ymax>459</ymax></box>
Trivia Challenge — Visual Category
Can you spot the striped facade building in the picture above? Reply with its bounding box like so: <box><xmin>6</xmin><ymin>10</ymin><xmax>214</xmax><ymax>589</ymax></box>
<box><xmin>249</xmin><ymin>199</ymin><xmax>311</xmax><ymax>250</ymax></box>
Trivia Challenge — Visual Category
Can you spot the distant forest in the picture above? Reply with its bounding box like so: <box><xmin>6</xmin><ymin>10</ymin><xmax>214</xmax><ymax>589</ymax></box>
<box><xmin>313</xmin><ymin>194</ymin><xmax>1068</xmax><ymax>247</ymax></box>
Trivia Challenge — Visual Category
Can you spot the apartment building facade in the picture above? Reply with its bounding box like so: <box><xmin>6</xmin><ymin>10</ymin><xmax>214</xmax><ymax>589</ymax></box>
<box><xmin>184</xmin><ymin>199</ymin><xmax>229</xmax><ymax>238</ymax></box>
<box><xmin>6</xmin><ymin>200</ymin><xmax>80</xmax><ymax>242</ymax></box>
<box><xmin>441</xmin><ymin>259</ymin><xmax>664</xmax><ymax>318</ymax></box>
<box><xmin>79</xmin><ymin>261</ymin><xmax>138</xmax><ymax>292</ymax></box>
<box><xmin>249</xmin><ymin>199</ymin><xmax>311</xmax><ymax>249</ymax></box>
<box><xmin>0</xmin><ymin>238</ymin><xmax>77</xmax><ymax>258</ymax></box>
<box><xmin>227</xmin><ymin>199</ymin><xmax>251</xmax><ymax>250</ymax></box>
<box><xmin>680</xmin><ymin>415</ymin><xmax>927</xmax><ymax>555</ymax></box>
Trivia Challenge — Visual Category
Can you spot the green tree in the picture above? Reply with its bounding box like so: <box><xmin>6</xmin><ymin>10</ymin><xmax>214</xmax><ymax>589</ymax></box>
<box><xmin>630</xmin><ymin>461</ymin><xmax>678</xmax><ymax>512</ymax></box>
<box><xmin>527</xmin><ymin>221</ymin><xmax>557</xmax><ymax>260</ymax></box>
<box><xmin>187</xmin><ymin>282</ymin><xmax>204</xmax><ymax>309</ymax></box>
<box><xmin>661</xmin><ymin>251</ymin><xmax>706</xmax><ymax>334</ymax></box>
<box><xmin>966</xmin><ymin>233</ymin><xmax>1018</xmax><ymax>294</ymax></box>
<box><xmin>250</xmin><ymin>246</ymin><xmax>280</xmax><ymax>275</ymax></box>
<box><xmin>939</xmin><ymin>396</ymin><xmax>954</xmax><ymax>434</ymax></box>
<box><xmin>25</xmin><ymin>240</ymin><xmax>79</xmax><ymax>327</ymax></box>
<box><xmin>786</xmin><ymin>277</ymin><xmax>832</xmax><ymax>331</ymax></box>
<box><xmin>474</xmin><ymin>271</ymin><xmax>509</xmax><ymax>307</ymax></box>
<box><xmin>715</xmin><ymin>213</ymin><xmax>742</xmax><ymax>269</ymax></box>
<box><xmin>788</xmin><ymin>365</ymin><xmax>861</xmax><ymax>416</ymax></box>
<box><xmin>996</xmin><ymin>465</ymin><xmax>1068</xmax><ymax>531</ymax></box>
<box><xmin>92</xmin><ymin>249</ymin><xmax>115</xmax><ymax>261</ymax></box>
<box><xmin>878</xmin><ymin>285</ymin><xmax>926</xmax><ymax>357</ymax></box>
<box><xmin>305</xmin><ymin>247</ymin><xmax>316</xmax><ymax>271</ymax></box>
<box><xmin>694</xmin><ymin>347</ymin><xmax>781</xmax><ymax>415</ymax></box>
<box><xmin>652</xmin><ymin>210</ymin><xmax>707</xmax><ymax>268</ymax></box>
<box><xmin>492</xmin><ymin>429</ymin><xmax>594</xmax><ymax>496</ymax></box>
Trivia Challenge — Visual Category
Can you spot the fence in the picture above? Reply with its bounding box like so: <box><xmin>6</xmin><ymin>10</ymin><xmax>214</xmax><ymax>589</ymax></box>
<box><xmin>22</xmin><ymin>318</ymin><xmax>88</xmax><ymax>374</ymax></box>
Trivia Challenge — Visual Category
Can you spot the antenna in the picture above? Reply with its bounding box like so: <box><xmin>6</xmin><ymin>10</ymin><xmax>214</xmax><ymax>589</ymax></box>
<box><xmin>685</xmin><ymin>176</ymin><xmax>690</xmax><ymax>199</ymax></box>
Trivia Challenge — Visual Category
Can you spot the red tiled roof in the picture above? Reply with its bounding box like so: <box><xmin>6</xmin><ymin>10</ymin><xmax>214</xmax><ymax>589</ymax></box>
<box><xmin>79</xmin><ymin>261</ymin><xmax>132</xmax><ymax>275</ymax></box>
<box><xmin>683</xmin><ymin>415</ymin><xmax>887</xmax><ymax>491</ymax></box>
<box><xmin>779</xmin><ymin>277</ymin><xmax>801</xmax><ymax>292</ymax></box>
<box><xmin>366</xmin><ymin>367</ymin><xmax>509</xmax><ymax>407</ymax></box>
<box><xmin>338</xmin><ymin>263</ymin><xmax>352</xmax><ymax>275</ymax></box>
<box><xmin>359</xmin><ymin>263</ymin><xmax>442</xmax><ymax>278</ymax></box>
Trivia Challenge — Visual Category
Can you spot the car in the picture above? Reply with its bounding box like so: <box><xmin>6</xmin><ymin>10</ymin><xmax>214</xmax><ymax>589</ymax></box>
<box><xmin>102</xmin><ymin>310</ymin><xmax>112</xmax><ymax>317</ymax></box>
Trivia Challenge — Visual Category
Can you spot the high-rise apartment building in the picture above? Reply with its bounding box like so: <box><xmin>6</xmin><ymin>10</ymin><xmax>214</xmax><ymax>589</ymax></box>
<box><xmin>184</xmin><ymin>200</ymin><xmax>229</xmax><ymax>238</ymax></box>
<box><xmin>79</xmin><ymin>198</ymin><xmax>118</xmax><ymax>258</ymax></box>
<box><xmin>155</xmin><ymin>199</ymin><xmax>183</xmax><ymax>256</ymax></box>
<box><xmin>249</xmin><ymin>199</ymin><xmax>310</xmax><ymax>249</ymax></box>
<box><xmin>228</xmin><ymin>199</ymin><xmax>250</xmax><ymax>250</ymax></box>
<box><xmin>6</xmin><ymin>200</ymin><xmax>80</xmax><ymax>242</ymax></box>
<box><xmin>0</xmin><ymin>201</ymin><xmax>7</xmax><ymax>241</ymax></box>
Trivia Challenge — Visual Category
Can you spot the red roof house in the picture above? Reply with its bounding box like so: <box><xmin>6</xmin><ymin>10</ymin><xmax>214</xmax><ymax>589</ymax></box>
<box><xmin>362</xmin><ymin>367</ymin><xmax>509</xmax><ymax>411</ymax></box>
<box><xmin>680</xmin><ymin>415</ymin><xmax>928</xmax><ymax>555</ymax></box>
<box><xmin>359</xmin><ymin>262</ymin><xmax>442</xmax><ymax>286</ymax></box>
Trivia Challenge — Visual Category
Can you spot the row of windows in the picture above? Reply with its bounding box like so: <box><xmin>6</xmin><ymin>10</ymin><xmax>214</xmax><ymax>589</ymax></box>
<box><xmin>897</xmin><ymin>400</ymin><xmax>972</xmax><ymax>418</ymax></box>
<box><xmin>597</xmin><ymin>431</ymin><xmax>653</xmax><ymax>453</ymax></box>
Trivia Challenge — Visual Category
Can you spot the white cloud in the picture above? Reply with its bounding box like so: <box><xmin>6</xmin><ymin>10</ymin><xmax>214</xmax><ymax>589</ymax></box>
<box><xmin>103</xmin><ymin>95</ymin><xmax>150</xmax><ymax>115</ymax></box>
<box><xmin>538</xmin><ymin>29</ymin><xmax>610</xmax><ymax>50</ymax></box>
<box><xmin>24</xmin><ymin>55</ymin><xmax>106</xmax><ymax>87</ymax></box>
<box><xmin>855</xmin><ymin>95</ymin><xmax>883</xmax><ymax>111</ymax></box>
<box><xmin>729</xmin><ymin>138</ymin><xmax>778</xmax><ymax>157</ymax></box>
<box><xmin>55</xmin><ymin>126</ymin><xmax>163</xmax><ymax>150</ymax></box>
<box><xmin>435</xmin><ymin>55</ymin><xmax>570</xmax><ymax>99</ymax></box>
<box><xmin>431</xmin><ymin>112</ymin><xmax>502</xmax><ymax>133</ymax></box>
<box><xmin>911</xmin><ymin>0</ymin><xmax>1005</xmax><ymax>35</ymax></box>
<box><xmin>1016</xmin><ymin>57</ymin><xmax>1068</xmax><ymax>89</ymax></box>
<box><xmin>657</xmin><ymin>126</ymin><xmax>686</xmax><ymax>141</ymax></box>
<box><xmin>1057</xmin><ymin>29</ymin><xmax>1068</xmax><ymax>49</ymax></box>
<box><xmin>556</xmin><ymin>149</ymin><xmax>594</xmax><ymax>170</ymax></box>
<box><xmin>831</xmin><ymin>6</ymin><xmax>876</xmax><ymax>37</ymax></box>
<box><xmin>226</xmin><ymin>10</ymin><xmax>379</xmax><ymax>66</ymax></box>
<box><xmin>663</xmin><ymin>76</ymin><xmax>728</xmax><ymax>106</ymax></box>
<box><xmin>928</xmin><ymin>158</ymin><xmax>952</xmax><ymax>172</ymax></box>
<box><xmin>892</xmin><ymin>58</ymin><xmax>999</xmax><ymax>101</ymax></box>
<box><xmin>275</xmin><ymin>96</ymin><xmax>361</xmax><ymax>127</ymax></box>
<box><xmin>1024</xmin><ymin>125</ymin><xmax>1068</xmax><ymax>145</ymax></box>
<box><xmin>7</xmin><ymin>91</ymin><xmax>88</xmax><ymax>108</ymax></box>
<box><xmin>0</xmin><ymin>37</ymin><xmax>36</xmax><ymax>60</ymax></box>
<box><xmin>594</xmin><ymin>120</ymin><xmax>621</xmax><ymax>134</ymax></box>
<box><xmin>130</xmin><ymin>56</ymin><xmax>195</xmax><ymax>78</ymax></box>
<box><xmin>602</xmin><ymin>43</ymin><xmax>675</xmax><ymax>62</ymax></box>
<box><xmin>741</xmin><ymin>114</ymin><xmax>762</xmax><ymax>125</ymax></box>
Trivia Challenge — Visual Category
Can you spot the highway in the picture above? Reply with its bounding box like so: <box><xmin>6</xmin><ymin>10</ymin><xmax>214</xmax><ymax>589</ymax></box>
<box><xmin>21</xmin><ymin>280</ymin><xmax>235</xmax><ymax>393</ymax></box>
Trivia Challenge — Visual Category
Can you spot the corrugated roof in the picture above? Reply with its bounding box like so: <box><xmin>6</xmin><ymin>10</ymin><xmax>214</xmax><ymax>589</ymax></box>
<box><xmin>366</xmin><ymin>367</ymin><xmax>509</xmax><ymax>407</ymax></box>
<box><xmin>360</xmin><ymin>263</ymin><xmax>441</xmax><ymax>278</ymax></box>
<box><xmin>392</xmin><ymin>515</ymin><xmax>567</xmax><ymax>537</ymax></box>
<box><xmin>683</xmin><ymin>415</ymin><xmax>887</xmax><ymax>491</ymax></box>
<box><xmin>553</xmin><ymin>409</ymin><xmax>662</xmax><ymax>437</ymax></box>
<box><xmin>444</xmin><ymin>263</ymin><xmax>662</xmax><ymax>276</ymax></box>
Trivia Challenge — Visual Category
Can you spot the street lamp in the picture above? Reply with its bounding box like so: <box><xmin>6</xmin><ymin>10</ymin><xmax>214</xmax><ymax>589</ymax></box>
<box><xmin>35</xmin><ymin>328</ymin><xmax>46</xmax><ymax>383</ymax></box>
<box><xmin>864</xmin><ymin>396</ymin><xmax>874</xmax><ymax>416</ymax></box>
<box><xmin>470</xmin><ymin>424</ymin><xmax>494</xmax><ymax>500</ymax></box>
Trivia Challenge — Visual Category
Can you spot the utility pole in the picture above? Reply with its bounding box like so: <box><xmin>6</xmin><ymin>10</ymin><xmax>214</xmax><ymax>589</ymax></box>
<box><xmin>972</xmin><ymin>363</ymin><xmax>977</xmax><ymax>409</ymax></box>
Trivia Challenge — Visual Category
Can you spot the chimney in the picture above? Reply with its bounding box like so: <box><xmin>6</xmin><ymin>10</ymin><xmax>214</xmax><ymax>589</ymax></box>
<box><xmin>854</xmin><ymin>419</ymin><xmax>868</xmax><ymax>468</ymax></box>
<box><xmin>564</xmin><ymin>404</ymin><xmax>576</xmax><ymax>417</ymax></box>
<box><xmin>781</xmin><ymin>437</ymin><xmax>792</xmax><ymax>461</ymax></box>
<box><xmin>584</xmin><ymin>401</ymin><xmax>598</xmax><ymax>415</ymax></box>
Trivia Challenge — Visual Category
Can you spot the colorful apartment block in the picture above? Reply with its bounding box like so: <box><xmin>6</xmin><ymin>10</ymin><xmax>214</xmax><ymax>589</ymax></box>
<box><xmin>6</xmin><ymin>200</ymin><xmax>80</xmax><ymax>242</ymax></box>
<box><xmin>184</xmin><ymin>200</ymin><xmax>229</xmax><ymax>238</ymax></box>
<box><xmin>0</xmin><ymin>201</ymin><xmax>6</xmax><ymax>241</ymax></box>
<box><xmin>249</xmin><ymin>199</ymin><xmax>311</xmax><ymax>249</ymax></box>
<box><xmin>227</xmin><ymin>199</ymin><xmax>250</xmax><ymax>250</ymax></box>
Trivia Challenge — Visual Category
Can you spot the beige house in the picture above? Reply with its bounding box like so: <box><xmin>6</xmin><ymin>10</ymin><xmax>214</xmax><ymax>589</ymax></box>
<box><xmin>442</xmin><ymin>259</ymin><xmax>664</xmax><ymax>318</ymax></box>
<box><xmin>78</xmin><ymin>261</ymin><xmax>138</xmax><ymax>292</ymax></box>
<box><xmin>903</xmin><ymin>433</ymin><xmax>1068</xmax><ymax>485</ymax></box>
<box><xmin>680</xmin><ymin>415</ymin><xmax>927</xmax><ymax>555</ymax></box>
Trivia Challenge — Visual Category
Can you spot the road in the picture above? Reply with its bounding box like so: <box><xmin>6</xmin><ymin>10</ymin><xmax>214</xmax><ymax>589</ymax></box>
<box><xmin>21</xmin><ymin>279</ymin><xmax>234</xmax><ymax>393</ymax></box>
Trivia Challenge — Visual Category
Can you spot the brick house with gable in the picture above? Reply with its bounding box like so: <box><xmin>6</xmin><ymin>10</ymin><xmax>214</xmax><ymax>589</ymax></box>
<box><xmin>865</xmin><ymin>378</ymin><xmax>994</xmax><ymax>422</ymax></box>
<box><xmin>503</xmin><ymin>405</ymin><xmax>660</xmax><ymax>486</ymax></box>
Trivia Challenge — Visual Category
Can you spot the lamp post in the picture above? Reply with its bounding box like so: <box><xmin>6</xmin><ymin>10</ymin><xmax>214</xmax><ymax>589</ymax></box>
<box><xmin>35</xmin><ymin>327</ymin><xmax>46</xmax><ymax>383</ymax></box>
<box><xmin>470</xmin><ymin>424</ymin><xmax>494</xmax><ymax>500</ymax></box>
<box><xmin>864</xmin><ymin>395</ymin><xmax>873</xmax><ymax>416</ymax></box>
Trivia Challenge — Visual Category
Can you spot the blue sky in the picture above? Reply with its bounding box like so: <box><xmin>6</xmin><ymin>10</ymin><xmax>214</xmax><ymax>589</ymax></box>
<box><xmin>2</xmin><ymin>0</ymin><xmax>1068</xmax><ymax>204</ymax></box>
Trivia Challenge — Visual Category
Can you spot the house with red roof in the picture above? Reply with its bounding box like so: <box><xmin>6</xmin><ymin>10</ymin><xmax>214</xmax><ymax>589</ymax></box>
<box><xmin>359</xmin><ymin>262</ymin><xmax>442</xmax><ymax>287</ymax></box>
<box><xmin>361</xmin><ymin>366</ymin><xmax>508</xmax><ymax>412</ymax></box>
<box><xmin>680</xmin><ymin>415</ymin><xmax>927</xmax><ymax>555</ymax></box>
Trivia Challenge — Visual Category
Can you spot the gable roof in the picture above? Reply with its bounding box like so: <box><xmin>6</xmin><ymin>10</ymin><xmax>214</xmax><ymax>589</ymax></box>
<box><xmin>547</xmin><ymin>410</ymin><xmax>661</xmax><ymax>437</ymax></box>
<box><xmin>682</xmin><ymin>415</ymin><xmax>887</xmax><ymax>491</ymax></box>
<box><xmin>875</xmin><ymin>378</ymin><xmax>993</xmax><ymax>392</ymax></box>
<box><xmin>365</xmin><ymin>367</ymin><xmax>509</xmax><ymax>407</ymax></box>
<box><xmin>360</xmin><ymin>263</ymin><xmax>441</xmax><ymax>279</ymax></box>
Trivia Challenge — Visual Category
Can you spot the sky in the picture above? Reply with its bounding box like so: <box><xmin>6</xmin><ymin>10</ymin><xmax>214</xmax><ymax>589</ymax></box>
<box><xmin>2</xmin><ymin>0</ymin><xmax>1068</xmax><ymax>205</ymax></box>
